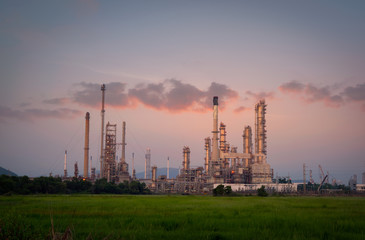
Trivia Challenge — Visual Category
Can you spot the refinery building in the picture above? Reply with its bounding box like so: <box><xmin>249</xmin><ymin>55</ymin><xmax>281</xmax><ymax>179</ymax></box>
<box><xmin>65</xmin><ymin>84</ymin><xmax>281</xmax><ymax>193</ymax></box>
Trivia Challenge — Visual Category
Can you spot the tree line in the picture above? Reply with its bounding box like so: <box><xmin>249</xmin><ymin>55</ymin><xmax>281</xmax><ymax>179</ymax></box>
<box><xmin>0</xmin><ymin>175</ymin><xmax>150</xmax><ymax>195</ymax></box>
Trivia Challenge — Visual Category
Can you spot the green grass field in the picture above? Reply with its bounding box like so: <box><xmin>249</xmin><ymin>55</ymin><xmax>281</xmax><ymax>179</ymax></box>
<box><xmin>0</xmin><ymin>195</ymin><xmax>364</xmax><ymax>240</ymax></box>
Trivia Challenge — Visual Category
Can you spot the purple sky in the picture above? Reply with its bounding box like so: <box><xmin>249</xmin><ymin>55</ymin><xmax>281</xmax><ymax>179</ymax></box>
<box><xmin>1</xmin><ymin>1</ymin><xmax>365</xmax><ymax>183</ymax></box>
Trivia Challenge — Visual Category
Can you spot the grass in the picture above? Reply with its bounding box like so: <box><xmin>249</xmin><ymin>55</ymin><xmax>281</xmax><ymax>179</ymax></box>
<box><xmin>0</xmin><ymin>195</ymin><xmax>364</xmax><ymax>239</ymax></box>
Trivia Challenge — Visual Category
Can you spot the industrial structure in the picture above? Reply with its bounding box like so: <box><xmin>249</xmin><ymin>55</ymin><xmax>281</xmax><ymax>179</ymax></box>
<box><xmin>173</xmin><ymin>96</ymin><xmax>273</xmax><ymax>193</ymax></box>
<box><xmin>145</xmin><ymin>148</ymin><xmax>151</xmax><ymax>179</ymax></box>
<box><xmin>98</xmin><ymin>85</ymin><xmax>130</xmax><ymax>183</ymax></box>
<box><xmin>63</xmin><ymin>150</ymin><xmax>67</xmax><ymax>178</ymax></box>
<box><xmin>64</xmin><ymin>84</ymin><xmax>282</xmax><ymax>192</ymax></box>
<box><xmin>84</xmin><ymin>112</ymin><xmax>90</xmax><ymax>178</ymax></box>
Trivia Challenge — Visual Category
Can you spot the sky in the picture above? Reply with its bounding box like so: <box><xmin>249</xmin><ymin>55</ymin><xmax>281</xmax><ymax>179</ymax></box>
<box><xmin>1</xmin><ymin>0</ymin><xmax>365</xmax><ymax>183</ymax></box>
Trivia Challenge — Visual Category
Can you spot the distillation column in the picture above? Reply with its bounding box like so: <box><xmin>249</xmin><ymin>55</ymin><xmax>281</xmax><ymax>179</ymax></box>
<box><xmin>121</xmin><ymin>121</ymin><xmax>126</xmax><ymax>164</ymax></box>
<box><xmin>242</xmin><ymin>126</ymin><xmax>252</xmax><ymax>167</ymax></box>
<box><xmin>118</xmin><ymin>121</ymin><xmax>130</xmax><ymax>181</ymax></box>
<box><xmin>255</xmin><ymin>99</ymin><xmax>267</xmax><ymax>163</ymax></box>
<box><xmin>243</xmin><ymin>126</ymin><xmax>252</xmax><ymax>154</ymax></box>
<box><xmin>204</xmin><ymin>138</ymin><xmax>211</xmax><ymax>174</ymax></box>
<box><xmin>145</xmin><ymin>148</ymin><xmax>151</xmax><ymax>179</ymax></box>
<box><xmin>84</xmin><ymin>112</ymin><xmax>90</xmax><ymax>178</ymax></box>
<box><xmin>219</xmin><ymin>123</ymin><xmax>227</xmax><ymax>153</ymax></box>
<box><xmin>100</xmin><ymin>84</ymin><xmax>106</xmax><ymax>178</ymax></box>
<box><xmin>183</xmin><ymin>146</ymin><xmax>190</xmax><ymax>170</ymax></box>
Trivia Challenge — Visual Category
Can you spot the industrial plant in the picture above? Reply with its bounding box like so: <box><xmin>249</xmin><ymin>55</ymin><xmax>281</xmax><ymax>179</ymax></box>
<box><xmin>63</xmin><ymin>83</ymin><xmax>296</xmax><ymax>193</ymax></box>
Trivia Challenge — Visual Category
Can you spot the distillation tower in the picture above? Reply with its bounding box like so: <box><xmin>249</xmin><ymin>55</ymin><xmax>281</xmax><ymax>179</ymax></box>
<box><xmin>201</xmin><ymin>96</ymin><xmax>272</xmax><ymax>185</ymax></box>
<box><xmin>145</xmin><ymin>148</ymin><xmax>151</xmax><ymax>179</ymax></box>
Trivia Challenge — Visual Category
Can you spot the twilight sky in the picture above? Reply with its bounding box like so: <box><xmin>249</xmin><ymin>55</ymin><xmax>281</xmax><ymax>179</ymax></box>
<box><xmin>1</xmin><ymin>1</ymin><xmax>365</xmax><ymax>183</ymax></box>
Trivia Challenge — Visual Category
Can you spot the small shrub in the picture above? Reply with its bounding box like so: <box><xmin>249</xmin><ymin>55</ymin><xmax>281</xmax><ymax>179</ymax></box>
<box><xmin>213</xmin><ymin>185</ymin><xmax>225</xmax><ymax>196</ymax></box>
<box><xmin>257</xmin><ymin>185</ymin><xmax>268</xmax><ymax>197</ymax></box>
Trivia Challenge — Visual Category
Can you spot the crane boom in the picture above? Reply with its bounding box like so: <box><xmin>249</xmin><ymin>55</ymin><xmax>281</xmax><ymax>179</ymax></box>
<box><xmin>317</xmin><ymin>174</ymin><xmax>328</xmax><ymax>193</ymax></box>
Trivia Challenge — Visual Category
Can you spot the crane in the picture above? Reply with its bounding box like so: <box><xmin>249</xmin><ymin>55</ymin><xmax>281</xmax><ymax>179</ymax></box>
<box><xmin>319</xmin><ymin>165</ymin><xmax>325</xmax><ymax>183</ymax></box>
<box><xmin>317</xmin><ymin>174</ymin><xmax>328</xmax><ymax>193</ymax></box>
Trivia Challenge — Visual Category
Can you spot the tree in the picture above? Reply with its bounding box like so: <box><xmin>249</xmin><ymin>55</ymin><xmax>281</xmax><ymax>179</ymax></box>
<box><xmin>224</xmin><ymin>186</ymin><xmax>232</xmax><ymax>195</ymax></box>
<box><xmin>213</xmin><ymin>185</ymin><xmax>225</xmax><ymax>196</ymax></box>
<box><xmin>257</xmin><ymin>185</ymin><xmax>268</xmax><ymax>197</ymax></box>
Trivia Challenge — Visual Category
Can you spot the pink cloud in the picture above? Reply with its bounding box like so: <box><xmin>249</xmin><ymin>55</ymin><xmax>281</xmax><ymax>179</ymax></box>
<box><xmin>279</xmin><ymin>81</ymin><xmax>344</xmax><ymax>108</ymax></box>
<box><xmin>245</xmin><ymin>90</ymin><xmax>275</xmax><ymax>101</ymax></box>
<box><xmin>0</xmin><ymin>105</ymin><xmax>82</xmax><ymax>122</ymax></box>
<box><xmin>233</xmin><ymin>106</ymin><xmax>250</xmax><ymax>113</ymax></box>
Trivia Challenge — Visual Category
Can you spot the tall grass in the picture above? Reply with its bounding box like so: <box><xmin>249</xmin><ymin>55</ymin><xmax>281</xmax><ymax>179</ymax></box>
<box><xmin>0</xmin><ymin>195</ymin><xmax>364</xmax><ymax>239</ymax></box>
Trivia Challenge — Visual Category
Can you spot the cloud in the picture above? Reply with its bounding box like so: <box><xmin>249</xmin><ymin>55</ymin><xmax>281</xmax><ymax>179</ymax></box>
<box><xmin>71</xmin><ymin>82</ymin><xmax>131</xmax><ymax>108</ymax></box>
<box><xmin>246</xmin><ymin>91</ymin><xmax>275</xmax><ymax>101</ymax></box>
<box><xmin>0</xmin><ymin>105</ymin><xmax>82</xmax><ymax>122</ymax></box>
<box><xmin>234</xmin><ymin>106</ymin><xmax>250</xmax><ymax>113</ymax></box>
<box><xmin>279</xmin><ymin>81</ymin><xmax>343</xmax><ymax>107</ymax></box>
<box><xmin>129</xmin><ymin>79</ymin><xmax>238</xmax><ymax>112</ymax></box>
<box><xmin>69</xmin><ymin>80</ymin><xmax>238</xmax><ymax>113</ymax></box>
<box><xmin>43</xmin><ymin>98</ymin><xmax>69</xmax><ymax>105</ymax></box>
<box><xmin>279</xmin><ymin>80</ymin><xmax>305</xmax><ymax>93</ymax></box>
<box><xmin>205</xmin><ymin>82</ymin><xmax>238</xmax><ymax>108</ymax></box>
<box><xmin>342</xmin><ymin>83</ymin><xmax>365</xmax><ymax>101</ymax></box>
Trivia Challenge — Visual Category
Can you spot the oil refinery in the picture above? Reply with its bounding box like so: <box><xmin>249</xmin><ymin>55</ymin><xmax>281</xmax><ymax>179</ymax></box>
<box><xmin>63</xmin><ymin>83</ymin><xmax>294</xmax><ymax>193</ymax></box>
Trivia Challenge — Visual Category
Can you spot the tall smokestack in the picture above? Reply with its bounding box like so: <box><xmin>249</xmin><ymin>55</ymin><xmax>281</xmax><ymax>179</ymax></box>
<box><xmin>84</xmin><ymin>112</ymin><xmax>90</xmax><ymax>178</ymax></box>
<box><xmin>100</xmin><ymin>84</ymin><xmax>106</xmax><ymax>178</ymax></box>
<box><xmin>211</xmin><ymin>96</ymin><xmax>219</xmax><ymax>163</ymax></box>
<box><xmin>121</xmin><ymin>121</ymin><xmax>126</xmax><ymax>163</ymax></box>
<box><xmin>64</xmin><ymin>150</ymin><xmax>67</xmax><ymax>178</ymax></box>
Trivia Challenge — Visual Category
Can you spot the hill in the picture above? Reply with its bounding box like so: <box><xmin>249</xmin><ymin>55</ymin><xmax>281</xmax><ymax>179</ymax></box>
<box><xmin>0</xmin><ymin>166</ymin><xmax>17</xmax><ymax>176</ymax></box>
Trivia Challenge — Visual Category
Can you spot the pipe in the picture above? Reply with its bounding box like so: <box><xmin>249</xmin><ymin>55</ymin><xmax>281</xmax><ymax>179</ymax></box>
<box><xmin>84</xmin><ymin>112</ymin><xmax>90</xmax><ymax>178</ymax></box>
